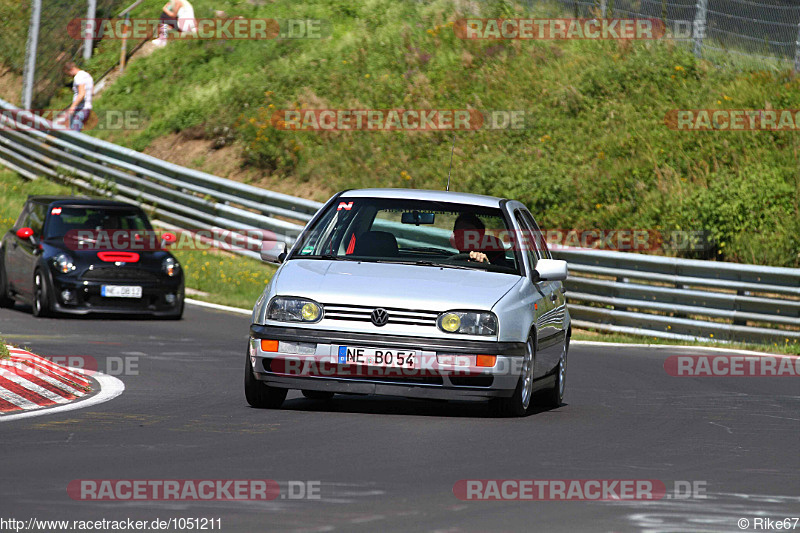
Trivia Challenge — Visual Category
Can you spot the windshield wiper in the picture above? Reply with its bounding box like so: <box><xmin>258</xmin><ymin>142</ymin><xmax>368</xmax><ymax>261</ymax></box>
<box><xmin>297</xmin><ymin>254</ymin><xmax>354</xmax><ymax>261</ymax></box>
<box><xmin>373</xmin><ymin>259</ymin><xmax>476</xmax><ymax>270</ymax></box>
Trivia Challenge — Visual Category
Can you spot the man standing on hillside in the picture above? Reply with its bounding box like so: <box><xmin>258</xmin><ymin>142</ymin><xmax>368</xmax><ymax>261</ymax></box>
<box><xmin>63</xmin><ymin>62</ymin><xmax>93</xmax><ymax>132</ymax></box>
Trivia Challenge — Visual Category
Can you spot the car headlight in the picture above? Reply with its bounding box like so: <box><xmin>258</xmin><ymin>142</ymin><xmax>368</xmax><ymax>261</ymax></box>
<box><xmin>267</xmin><ymin>297</ymin><xmax>323</xmax><ymax>323</ymax></box>
<box><xmin>53</xmin><ymin>253</ymin><xmax>75</xmax><ymax>274</ymax></box>
<box><xmin>162</xmin><ymin>257</ymin><xmax>180</xmax><ymax>277</ymax></box>
<box><xmin>437</xmin><ymin>311</ymin><xmax>497</xmax><ymax>336</ymax></box>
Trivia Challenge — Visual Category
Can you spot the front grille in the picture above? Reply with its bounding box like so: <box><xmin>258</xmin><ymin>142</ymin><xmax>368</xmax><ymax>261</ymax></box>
<box><xmin>262</xmin><ymin>358</ymin><xmax>444</xmax><ymax>385</ymax></box>
<box><xmin>85</xmin><ymin>295</ymin><xmax>156</xmax><ymax>308</ymax></box>
<box><xmin>81</xmin><ymin>267</ymin><xmax>159</xmax><ymax>283</ymax></box>
<box><xmin>322</xmin><ymin>303</ymin><xmax>439</xmax><ymax>327</ymax></box>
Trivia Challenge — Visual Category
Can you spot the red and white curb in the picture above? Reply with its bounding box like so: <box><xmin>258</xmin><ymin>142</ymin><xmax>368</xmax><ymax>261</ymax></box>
<box><xmin>0</xmin><ymin>346</ymin><xmax>91</xmax><ymax>413</ymax></box>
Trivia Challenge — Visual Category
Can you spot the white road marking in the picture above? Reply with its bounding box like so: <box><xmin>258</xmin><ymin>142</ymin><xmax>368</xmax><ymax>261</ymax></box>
<box><xmin>186</xmin><ymin>298</ymin><xmax>251</xmax><ymax>315</ymax></box>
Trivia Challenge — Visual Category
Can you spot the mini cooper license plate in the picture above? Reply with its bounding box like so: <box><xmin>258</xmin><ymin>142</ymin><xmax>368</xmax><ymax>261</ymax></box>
<box><xmin>101</xmin><ymin>285</ymin><xmax>142</xmax><ymax>298</ymax></box>
<box><xmin>336</xmin><ymin>346</ymin><xmax>417</xmax><ymax>368</ymax></box>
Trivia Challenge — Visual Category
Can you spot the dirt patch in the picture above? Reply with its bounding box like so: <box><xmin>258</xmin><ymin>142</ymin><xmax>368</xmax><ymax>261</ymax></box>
<box><xmin>0</xmin><ymin>65</ymin><xmax>21</xmax><ymax>105</ymax></box>
<box><xmin>142</xmin><ymin>133</ymin><xmax>333</xmax><ymax>202</ymax></box>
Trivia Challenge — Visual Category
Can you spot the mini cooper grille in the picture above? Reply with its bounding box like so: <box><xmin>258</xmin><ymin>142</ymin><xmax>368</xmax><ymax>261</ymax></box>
<box><xmin>322</xmin><ymin>303</ymin><xmax>439</xmax><ymax>327</ymax></box>
<box><xmin>81</xmin><ymin>267</ymin><xmax>159</xmax><ymax>282</ymax></box>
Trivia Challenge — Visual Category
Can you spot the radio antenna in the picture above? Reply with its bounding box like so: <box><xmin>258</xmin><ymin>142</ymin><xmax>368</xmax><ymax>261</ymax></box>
<box><xmin>446</xmin><ymin>133</ymin><xmax>456</xmax><ymax>192</ymax></box>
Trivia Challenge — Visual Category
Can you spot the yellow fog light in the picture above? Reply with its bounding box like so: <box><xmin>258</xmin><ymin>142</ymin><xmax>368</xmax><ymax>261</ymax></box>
<box><xmin>301</xmin><ymin>302</ymin><xmax>320</xmax><ymax>321</ymax></box>
<box><xmin>441</xmin><ymin>313</ymin><xmax>461</xmax><ymax>333</ymax></box>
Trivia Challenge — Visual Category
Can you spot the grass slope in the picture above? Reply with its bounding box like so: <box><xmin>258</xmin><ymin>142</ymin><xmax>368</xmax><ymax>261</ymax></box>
<box><xmin>64</xmin><ymin>0</ymin><xmax>800</xmax><ymax>267</ymax></box>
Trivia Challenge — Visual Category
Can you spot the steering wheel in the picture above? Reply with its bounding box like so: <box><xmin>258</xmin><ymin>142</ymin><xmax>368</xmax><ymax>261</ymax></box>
<box><xmin>449</xmin><ymin>252</ymin><xmax>477</xmax><ymax>262</ymax></box>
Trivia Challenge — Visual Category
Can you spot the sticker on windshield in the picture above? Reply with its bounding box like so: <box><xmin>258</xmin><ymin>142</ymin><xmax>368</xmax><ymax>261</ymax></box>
<box><xmin>337</xmin><ymin>201</ymin><xmax>354</xmax><ymax>211</ymax></box>
<box><xmin>301</xmin><ymin>245</ymin><xmax>314</xmax><ymax>254</ymax></box>
<box><xmin>51</xmin><ymin>207</ymin><xmax>62</xmax><ymax>215</ymax></box>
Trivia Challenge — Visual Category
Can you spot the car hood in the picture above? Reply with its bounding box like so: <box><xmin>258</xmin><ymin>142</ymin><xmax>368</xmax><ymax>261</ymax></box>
<box><xmin>273</xmin><ymin>259</ymin><xmax>521</xmax><ymax>311</ymax></box>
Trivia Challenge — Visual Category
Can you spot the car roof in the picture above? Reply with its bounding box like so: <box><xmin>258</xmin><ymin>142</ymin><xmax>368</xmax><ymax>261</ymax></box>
<box><xmin>339</xmin><ymin>188</ymin><xmax>506</xmax><ymax>208</ymax></box>
<box><xmin>28</xmin><ymin>196</ymin><xmax>141</xmax><ymax>209</ymax></box>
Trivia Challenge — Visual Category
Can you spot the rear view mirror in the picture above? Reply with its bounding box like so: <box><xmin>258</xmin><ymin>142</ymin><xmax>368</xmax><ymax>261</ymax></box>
<box><xmin>401</xmin><ymin>211</ymin><xmax>435</xmax><ymax>225</ymax></box>
<box><xmin>261</xmin><ymin>240</ymin><xmax>287</xmax><ymax>264</ymax></box>
<box><xmin>161</xmin><ymin>232</ymin><xmax>177</xmax><ymax>248</ymax></box>
<box><xmin>533</xmin><ymin>259</ymin><xmax>568</xmax><ymax>282</ymax></box>
<box><xmin>16</xmin><ymin>227</ymin><xmax>34</xmax><ymax>240</ymax></box>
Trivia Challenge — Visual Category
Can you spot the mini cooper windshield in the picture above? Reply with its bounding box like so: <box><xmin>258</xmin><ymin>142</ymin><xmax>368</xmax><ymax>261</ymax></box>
<box><xmin>292</xmin><ymin>197</ymin><xmax>521</xmax><ymax>274</ymax></box>
<box><xmin>44</xmin><ymin>206</ymin><xmax>152</xmax><ymax>239</ymax></box>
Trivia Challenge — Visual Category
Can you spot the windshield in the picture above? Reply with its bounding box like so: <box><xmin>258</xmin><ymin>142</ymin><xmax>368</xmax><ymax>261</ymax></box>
<box><xmin>291</xmin><ymin>197</ymin><xmax>520</xmax><ymax>274</ymax></box>
<box><xmin>45</xmin><ymin>206</ymin><xmax>152</xmax><ymax>239</ymax></box>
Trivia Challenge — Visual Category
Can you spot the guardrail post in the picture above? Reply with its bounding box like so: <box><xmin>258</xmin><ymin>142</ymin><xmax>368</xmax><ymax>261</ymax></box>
<box><xmin>21</xmin><ymin>0</ymin><xmax>42</xmax><ymax>109</ymax></box>
<box><xmin>84</xmin><ymin>0</ymin><xmax>97</xmax><ymax>61</ymax></box>
<box><xmin>692</xmin><ymin>0</ymin><xmax>708</xmax><ymax>58</ymax></box>
<box><xmin>794</xmin><ymin>21</ymin><xmax>800</xmax><ymax>73</ymax></box>
<box><xmin>119</xmin><ymin>13</ymin><xmax>130</xmax><ymax>73</ymax></box>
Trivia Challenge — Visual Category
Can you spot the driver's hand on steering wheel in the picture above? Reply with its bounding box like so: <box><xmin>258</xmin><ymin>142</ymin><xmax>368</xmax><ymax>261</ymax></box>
<box><xmin>468</xmin><ymin>251</ymin><xmax>489</xmax><ymax>263</ymax></box>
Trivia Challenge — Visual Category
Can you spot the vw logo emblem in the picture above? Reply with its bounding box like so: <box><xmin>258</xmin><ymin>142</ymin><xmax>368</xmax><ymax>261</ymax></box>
<box><xmin>371</xmin><ymin>308</ymin><xmax>389</xmax><ymax>327</ymax></box>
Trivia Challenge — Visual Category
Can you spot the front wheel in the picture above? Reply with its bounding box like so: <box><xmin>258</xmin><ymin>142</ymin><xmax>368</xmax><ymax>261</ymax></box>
<box><xmin>32</xmin><ymin>270</ymin><xmax>52</xmax><ymax>318</ymax></box>
<box><xmin>490</xmin><ymin>336</ymin><xmax>535</xmax><ymax>417</ymax></box>
<box><xmin>244</xmin><ymin>353</ymin><xmax>287</xmax><ymax>408</ymax></box>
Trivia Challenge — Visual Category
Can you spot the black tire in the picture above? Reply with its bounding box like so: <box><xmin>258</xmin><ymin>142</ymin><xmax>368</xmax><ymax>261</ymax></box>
<box><xmin>244</xmin><ymin>353</ymin><xmax>286</xmax><ymax>408</ymax></box>
<box><xmin>490</xmin><ymin>336</ymin><xmax>535</xmax><ymax>418</ymax></box>
<box><xmin>0</xmin><ymin>256</ymin><xmax>14</xmax><ymax>308</ymax></box>
<box><xmin>544</xmin><ymin>339</ymin><xmax>568</xmax><ymax>409</ymax></box>
<box><xmin>302</xmin><ymin>390</ymin><xmax>334</xmax><ymax>400</ymax></box>
<box><xmin>32</xmin><ymin>269</ymin><xmax>52</xmax><ymax>318</ymax></box>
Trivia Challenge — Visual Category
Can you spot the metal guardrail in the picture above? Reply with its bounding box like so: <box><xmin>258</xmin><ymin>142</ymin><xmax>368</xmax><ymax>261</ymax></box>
<box><xmin>552</xmin><ymin>248</ymin><xmax>800</xmax><ymax>344</ymax></box>
<box><xmin>0</xmin><ymin>97</ymin><xmax>798</xmax><ymax>344</ymax></box>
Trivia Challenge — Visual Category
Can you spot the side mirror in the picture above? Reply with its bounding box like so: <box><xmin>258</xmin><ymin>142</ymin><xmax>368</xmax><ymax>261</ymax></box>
<box><xmin>260</xmin><ymin>240</ymin><xmax>287</xmax><ymax>264</ymax></box>
<box><xmin>160</xmin><ymin>232</ymin><xmax>177</xmax><ymax>248</ymax></box>
<box><xmin>533</xmin><ymin>259</ymin><xmax>568</xmax><ymax>282</ymax></box>
<box><xmin>16</xmin><ymin>227</ymin><xmax>34</xmax><ymax>240</ymax></box>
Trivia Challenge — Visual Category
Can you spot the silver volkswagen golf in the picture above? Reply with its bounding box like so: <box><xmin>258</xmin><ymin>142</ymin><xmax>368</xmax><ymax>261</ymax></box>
<box><xmin>246</xmin><ymin>189</ymin><xmax>570</xmax><ymax>416</ymax></box>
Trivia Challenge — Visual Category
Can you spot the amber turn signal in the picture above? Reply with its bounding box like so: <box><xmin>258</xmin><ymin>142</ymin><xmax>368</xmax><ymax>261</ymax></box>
<box><xmin>476</xmin><ymin>355</ymin><xmax>497</xmax><ymax>367</ymax></box>
<box><xmin>261</xmin><ymin>339</ymin><xmax>279</xmax><ymax>352</ymax></box>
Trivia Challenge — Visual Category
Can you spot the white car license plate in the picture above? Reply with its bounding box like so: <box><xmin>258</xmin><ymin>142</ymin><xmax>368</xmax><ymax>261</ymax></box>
<box><xmin>101</xmin><ymin>285</ymin><xmax>142</xmax><ymax>298</ymax></box>
<box><xmin>336</xmin><ymin>346</ymin><xmax>417</xmax><ymax>369</ymax></box>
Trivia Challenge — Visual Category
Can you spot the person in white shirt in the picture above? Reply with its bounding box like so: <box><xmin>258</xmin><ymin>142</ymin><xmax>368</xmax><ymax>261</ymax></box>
<box><xmin>63</xmin><ymin>62</ymin><xmax>94</xmax><ymax>132</ymax></box>
<box><xmin>152</xmin><ymin>0</ymin><xmax>196</xmax><ymax>47</ymax></box>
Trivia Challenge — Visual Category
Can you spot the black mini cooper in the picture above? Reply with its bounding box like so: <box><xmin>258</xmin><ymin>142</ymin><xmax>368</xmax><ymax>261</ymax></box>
<box><xmin>0</xmin><ymin>196</ymin><xmax>184</xmax><ymax>318</ymax></box>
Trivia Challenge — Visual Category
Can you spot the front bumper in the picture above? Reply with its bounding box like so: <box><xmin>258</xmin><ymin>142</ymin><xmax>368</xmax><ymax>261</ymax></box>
<box><xmin>49</xmin><ymin>274</ymin><xmax>184</xmax><ymax>316</ymax></box>
<box><xmin>249</xmin><ymin>324</ymin><xmax>527</xmax><ymax>400</ymax></box>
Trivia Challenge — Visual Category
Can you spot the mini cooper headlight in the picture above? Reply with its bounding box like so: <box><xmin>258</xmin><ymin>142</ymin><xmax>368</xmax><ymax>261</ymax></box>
<box><xmin>437</xmin><ymin>311</ymin><xmax>497</xmax><ymax>336</ymax></box>
<box><xmin>53</xmin><ymin>253</ymin><xmax>75</xmax><ymax>274</ymax></box>
<box><xmin>162</xmin><ymin>257</ymin><xmax>180</xmax><ymax>277</ymax></box>
<box><xmin>268</xmin><ymin>297</ymin><xmax>322</xmax><ymax>323</ymax></box>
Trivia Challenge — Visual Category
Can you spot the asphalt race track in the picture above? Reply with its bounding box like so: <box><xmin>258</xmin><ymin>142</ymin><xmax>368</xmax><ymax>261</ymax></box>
<box><xmin>1</xmin><ymin>303</ymin><xmax>798</xmax><ymax>532</ymax></box>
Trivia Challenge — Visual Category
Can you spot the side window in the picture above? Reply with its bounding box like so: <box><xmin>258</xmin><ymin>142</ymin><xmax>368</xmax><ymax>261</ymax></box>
<box><xmin>13</xmin><ymin>206</ymin><xmax>30</xmax><ymax>230</ymax></box>
<box><xmin>521</xmin><ymin>210</ymin><xmax>551</xmax><ymax>259</ymax></box>
<box><xmin>514</xmin><ymin>209</ymin><xmax>538</xmax><ymax>274</ymax></box>
<box><xmin>28</xmin><ymin>203</ymin><xmax>46</xmax><ymax>236</ymax></box>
